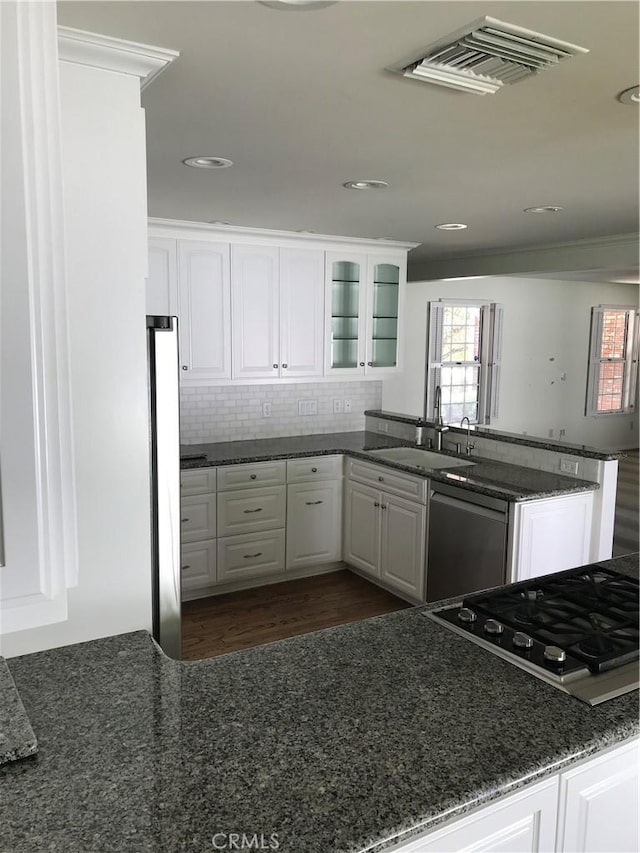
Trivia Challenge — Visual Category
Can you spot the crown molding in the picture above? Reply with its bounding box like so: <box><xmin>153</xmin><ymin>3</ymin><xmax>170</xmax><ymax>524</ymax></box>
<box><xmin>148</xmin><ymin>217</ymin><xmax>420</xmax><ymax>251</ymax></box>
<box><xmin>57</xmin><ymin>26</ymin><xmax>179</xmax><ymax>90</ymax></box>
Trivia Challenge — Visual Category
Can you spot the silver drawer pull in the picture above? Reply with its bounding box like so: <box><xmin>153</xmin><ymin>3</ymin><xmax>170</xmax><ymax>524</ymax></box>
<box><xmin>243</xmin><ymin>552</ymin><xmax>262</xmax><ymax>559</ymax></box>
<box><xmin>243</xmin><ymin>507</ymin><xmax>263</xmax><ymax>514</ymax></box>
<box><xmin>305</xmin><ymin>500</ymin><xmax>323</xmax><ymax>505</ymax></box>
<box><xmin>181</xmin><ymin>565</ymin><xmax>190</xmax><ymax>571</ymax></box>
<box><xmin>250</xmin><ymin>474</ymin><xmax>257</xmax><ymax>480</ymax></box>
<box><xmin>181</xmin><ymin>518</ymin><xmax>190</xmax><ymax>523</ymax></box>
<box><xmin>311</xmin><ymin>467</ymin><xmax>318</xmax><ymax>473</ymax></box>
<box><xmin>378</xmin><ymin>476</ymin><xmax>384</xmax><ymax>482</ymax></box>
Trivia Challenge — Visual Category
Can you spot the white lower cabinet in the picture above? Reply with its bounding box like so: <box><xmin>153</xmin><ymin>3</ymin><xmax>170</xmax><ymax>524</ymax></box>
<box><xmin>387</xmin><ymin>740</ymin><xmax>639</xmax><ymax>853</ymax></box>
<box><xmin>510</xmin><ymin>493</ymin><xmax>593</xmax><ymax>583</ymax></box>
<box><xmin>286</xmin><ymin>481</ymin><xmax>342</xmax><ymax>569</ymax></box>
<box><xmin>217</xmin><ymin>529</ymin><xmax>286</xmax><ymax>582</ymax></box>
<box><xmin>180</xmin><ymin>539</ymin><xmax>216</xmax><ymax>592</ymax></box>
<box><xmin>556</xmin><ymin>739</ymin><xmax>639</xmax><ymax>853</ymax></box>
<box><xmin>343</xmin><ymin>479</ymin><xmax>426</xmax><ymax>602</ymax></box>
<box><xmin>180</xmin><ymin>494</ymin><xmax>216</xmax><ymax>543</ymax></box>
<box><xmin>217</xmin><ymin>485</ymin><xmax>286</xmax><ymax>537</ymax></box>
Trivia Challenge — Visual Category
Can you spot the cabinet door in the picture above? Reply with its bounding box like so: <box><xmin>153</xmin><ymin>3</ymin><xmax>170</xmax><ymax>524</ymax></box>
<box><xmin>381</xmin><ymin>494</ymin><xmax>426</xmax><ymax>601</ymax></box>
<box><xmin>231</xmin><ymin>244</ymin><xmax>280</xmax><ymax>378</ymax></box>
<box><xmin>385</xmin><ymin>776</ymin><xmax>559</xmax><ymax>853</ymax></box>
<box><xmin>280</xmin><ymin>248</ymin><xmax>325</xmax><ymax>377</ymax></box>
<box><xmin>343</xmin><ymin>481</ymin><xmax>380</xmax><ymax>578</ymax></box>
<box><xmin>286</xmin><ymin>481</ymin><xmax>342</xmax><ymax>569</ymax></box>
<box><xmin>557</xmin><ymin>739</ymin><xmax>639</xmax><ymax>853</ymax></box>
<box><xmin>177</xmin><ymin>241</ymin><xmax>231</xmax><ymax>381</ymax></box>
<box><xmin>512</xmin><ymin>493</ymin><xmax>593</xmax><ymax>583</ymax></box>
<box><xmin>147</xmin><ymin>237</ymin><xmax>178</xmax><ymax>316</ymax></box>
<box><xmin>180</xmin><ymin>539</ymin><xmax>216</xmax><ymax>594</ymax></box>
<box><xmin>324</xmin><ymin>253</ymin><xmax>367</xmax><ymax>376</ymax></box>
<box><xmin>365</xmin><ymin>254</ymin><xmax>404</xmax><ymax>374</ymax></box>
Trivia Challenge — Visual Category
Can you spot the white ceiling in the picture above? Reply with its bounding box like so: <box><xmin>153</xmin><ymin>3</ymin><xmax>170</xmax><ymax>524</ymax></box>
<box><xmin>57</xmin><ymin>1</ymin><xmax>639</xmax><ymax>275</ymax></box>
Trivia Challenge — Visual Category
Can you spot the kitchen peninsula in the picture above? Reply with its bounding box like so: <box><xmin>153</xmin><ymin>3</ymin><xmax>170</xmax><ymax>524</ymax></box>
<box><xmin>1</xmin><ymin>554</ymin><xmax>638</xmax><ymax>853</ymax></box>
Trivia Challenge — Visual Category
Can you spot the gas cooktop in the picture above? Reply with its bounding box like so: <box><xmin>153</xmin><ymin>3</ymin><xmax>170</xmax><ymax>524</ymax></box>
<box><xmin>427</xmin><ymin>564</ymin><xmax>639</xmax><ymax>705</ymax></box>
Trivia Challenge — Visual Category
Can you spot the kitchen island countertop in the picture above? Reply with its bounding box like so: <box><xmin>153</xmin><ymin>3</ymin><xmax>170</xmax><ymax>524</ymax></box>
<box><xmin>2</xmin><ymin>554</ymin><xmax>637</xmax><ymax>853</ymax></box>
<box><xmin>180</xmin><ymin>431</ymin><xmax>599</xmax><ymax>502</ymax></box>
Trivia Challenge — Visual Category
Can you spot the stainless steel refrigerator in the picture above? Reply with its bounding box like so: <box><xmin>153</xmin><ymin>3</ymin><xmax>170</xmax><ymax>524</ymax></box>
<box><xmin>147</xmin><ymin>315</ymin><xmax>181</xmax><ymax>659</ymax></box>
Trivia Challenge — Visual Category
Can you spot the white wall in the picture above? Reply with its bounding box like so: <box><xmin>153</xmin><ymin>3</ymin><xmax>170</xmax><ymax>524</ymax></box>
<box><xmin>382</xmin><ymin>276</ymin><xmax>638</xmax><ymax>450</ymax></box>
<box><xmin>1</xmin><ymin>60</ymin><xmax>152</xmax><ymax>656</ymax></box>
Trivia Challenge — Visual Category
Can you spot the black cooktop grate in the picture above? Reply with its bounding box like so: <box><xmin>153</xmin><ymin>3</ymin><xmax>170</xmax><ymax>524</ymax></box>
<box><xmin>463</xmin><ymin>566</ymin><xmax>639</xmax><ymax>674</ymax></box>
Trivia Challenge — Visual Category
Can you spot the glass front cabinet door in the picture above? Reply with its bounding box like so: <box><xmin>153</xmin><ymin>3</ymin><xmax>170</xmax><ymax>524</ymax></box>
<box><xmin>325</xmin><ymin>252</ymin><xmax>404</xmax><ymax>375</ymax></box>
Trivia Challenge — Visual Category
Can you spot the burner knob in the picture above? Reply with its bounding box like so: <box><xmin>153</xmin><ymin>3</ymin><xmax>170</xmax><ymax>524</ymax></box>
<box><xmin>543</xmin><ymin>645</ymin><xmax>567</xmax><ymax>664</ymax></box>
<box><xmin>513</xmin><ymin>632</ymin><xmax>534</xmax><ymax>650</ymax></box>
<box><xmin>484</xmin><ymin>619</ymin><xmax>504</xmax><ymax>635</ymax></box>
<box><xmin>458</xmin><ymin>608</ymin><xmax>477</xmax><ymax>624</ymax></box>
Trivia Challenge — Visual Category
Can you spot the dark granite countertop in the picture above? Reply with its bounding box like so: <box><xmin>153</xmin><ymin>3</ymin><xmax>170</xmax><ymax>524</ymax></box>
<box><xmin>0</xmin><ymin>659</ymin><xmax>37</xmax><ymax>766</ymax></box>
<box><xmin>2</xmin><ymin>555</ymin><xmax>638</xmax><ymax>853</ymax></box>
<box><xmin>180</xmin><ymin>431</ymin><xmax>599</xmax><ymax>502</ymax></box>
<box><xmin>364</xmin><ymin>410</ymin><xmax>622</xmax><ymax>461</ymax></box>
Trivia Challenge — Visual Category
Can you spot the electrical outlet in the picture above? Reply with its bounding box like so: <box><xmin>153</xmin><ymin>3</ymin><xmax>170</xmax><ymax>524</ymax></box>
<box><xmin>560</xmin><ymin>458</ymin><xmax>579</xmax><ymax>476</ymax></box>
<box><xmin>298</xmin><ymin>399</ymin><xmax>318</xmax><ymax>416</ymax></box>
<box><xmin>333</xmin><ymin>399</ymin><xmax>343</xmax><ymax>414</ymax></box>
<box><xmin>262</xmin><ymin>402</ymin><xmax>272</xmax><ymax>418</ymax></box>
<box><xmin>559</xmin><ymin>428</ymin><xmax>566</xmax><ymax>438</ymax></box>
<box><xmin>344</xmin><ymin>399</ymin><xmax>351</xmax><ymax>413</ymax></box>
<box><xmin>378</xmin><ymin>422</ymin><xmax>388</xmax><ymax>433</ymax></box>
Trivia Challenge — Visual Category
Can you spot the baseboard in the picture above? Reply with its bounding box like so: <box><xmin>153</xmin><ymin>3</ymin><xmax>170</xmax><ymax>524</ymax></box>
<box><xmin>182</xmin><ymin>561</ymin><xmax>346</xmax><ymax>601</ymax></box>
<box><xmin>345</xmin><ymin>563</ymin><xmax>424</xmax><ymax>606</ymax></box>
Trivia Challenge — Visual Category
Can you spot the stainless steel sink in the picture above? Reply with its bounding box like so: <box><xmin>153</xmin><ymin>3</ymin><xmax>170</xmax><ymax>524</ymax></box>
<box><xmin>367</xmin><ymin>447</ymin><xmax>476</xmax><ymax>470</ymax></box>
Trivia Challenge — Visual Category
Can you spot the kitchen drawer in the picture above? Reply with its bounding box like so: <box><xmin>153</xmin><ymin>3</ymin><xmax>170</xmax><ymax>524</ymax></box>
<box><xmin>180</xmin><ymin>539</ymin><xmax>216</xmax><ymax>592</ymax></box>
<box><xmin>217</xmin><ymin>529</ymin><xmax>285</xmax><ymax>582</ymax></box>
<box><xmin>286</xmin><ymin>455</ymin><xmax>343</xmax><ymax>483</ymax></box>
<box><xmin>180</xmin><ymin>467</ymin><xmax>217</xmax><ymax>496</ymax></box>
<box><xmin>346</xmin><ymin>459</ymin><xmax>427</xmax><ymax>504</ymax></box>
<box><xmin>217</xmin><ymin>485</ymin><xmax>286</xmax><ymax>537</ymax></box>
<box><xmin>181</xmin><ymin>494</ymin><xmax>216</xmax><ymax>542</ymax></box>
<box><xmin>217</xmin><ymin>461</ymin><xmax>286</xmax><ymax>491</ymax></box>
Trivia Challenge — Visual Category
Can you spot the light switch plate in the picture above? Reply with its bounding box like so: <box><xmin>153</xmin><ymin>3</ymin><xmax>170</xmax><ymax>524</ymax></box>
<box><xmin>560</xmin><ymin>458</ymin><xmax>579</xmax><ymax>475</ymax></box>
<box><xmin>298</xmin><ymin>399</ymin><xmax>318</xmax><ymax>416</ymax></box>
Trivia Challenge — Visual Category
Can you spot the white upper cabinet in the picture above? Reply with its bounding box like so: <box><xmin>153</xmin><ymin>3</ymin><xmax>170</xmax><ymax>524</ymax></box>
<box><xmin>232</xmin><ymin>245</ymin><xmax>325</xmax><ymax>379</ymax></box>
<box><xmin>325</xmin><ymin>251</ymin><xmax>405</xmax><ymax>376</ymax></box>
<box><xmin>147</xmin><ymin>237</ymin><xmax>178</xmax><ymax>316</ymax></box>
<box><xmin>178</xmin><ymin>241</ymin><xmax>231</xmax><ymax>381</ymax></box>
<box><xmin>231</xmin><ymin>244</ymin><xmax>280</xmax><ymax>379</ymax></box>
<box><xmin>279</xmin><ymin>248</ymin><xmax>325</xmax><ymax>377</ymax></box>
<box><xmin>148</xmin><ymin>220</ymin><xmax>416</xmax><ymax>385</ymax></box>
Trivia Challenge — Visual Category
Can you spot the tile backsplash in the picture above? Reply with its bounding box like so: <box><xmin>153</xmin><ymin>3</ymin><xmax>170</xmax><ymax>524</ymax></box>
<box><xmin>180</xmin><ymin>381</ymin><xmax>382</xmax><ymax>444</ymax></box>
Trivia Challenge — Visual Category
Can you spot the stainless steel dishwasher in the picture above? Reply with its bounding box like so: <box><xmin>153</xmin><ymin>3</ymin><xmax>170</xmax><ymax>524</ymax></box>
<box><xmin>427</xmin><ymin>483</ymin><xmax>508</xmax><ymax>602</ymax></box>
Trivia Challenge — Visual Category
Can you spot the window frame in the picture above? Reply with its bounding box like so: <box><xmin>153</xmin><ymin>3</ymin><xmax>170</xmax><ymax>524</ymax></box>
<box><xmin>585</xmin><ymin>305</ymin><xmax>639</xmax><ymax>417</ymax></box>
<box><xmin>424</xmin><ymin>299</ymin><xmax>503</xmax><ymax>427</ymax></box>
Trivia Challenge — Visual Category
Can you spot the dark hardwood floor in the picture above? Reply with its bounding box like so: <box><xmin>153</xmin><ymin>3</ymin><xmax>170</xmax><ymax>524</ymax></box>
<box><xmin>181</xmin><ymin>570</ymin><xmax>410</xmax><ymax>661</ymax></box>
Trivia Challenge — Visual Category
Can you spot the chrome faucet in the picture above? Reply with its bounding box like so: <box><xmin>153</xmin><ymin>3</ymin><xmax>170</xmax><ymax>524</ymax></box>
<box><xmin>460</xmin><ymin>416</ymin><xmax>476</xmax><ymax>456</ymax></box>
<box><xmin>433</xmin><ymin>385</ymin><xmax>449</xmax><ymax>451</ymax></box>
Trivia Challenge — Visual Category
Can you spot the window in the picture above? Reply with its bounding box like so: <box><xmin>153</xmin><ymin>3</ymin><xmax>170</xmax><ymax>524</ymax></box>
<box><xmin>586</xmin><ymin>306</ymin><xmax>639</xmax><ymax>416</ymax></box>
<box><xmin>425</xmin><ymin>300</ymin><xmax>503</xmax><ymax>426</ymax></box>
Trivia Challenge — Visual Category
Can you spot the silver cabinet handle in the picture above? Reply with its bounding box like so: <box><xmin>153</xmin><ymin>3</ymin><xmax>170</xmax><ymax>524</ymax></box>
<box><xmin>311</xmin><ymin>467</ymin><xmax>318</xmax><ymax>473</ymax></box>
<box><xmin>181</xmin><ymin>517</ymin><xmax>190</xmax><ymax>523</ymax></box>
<box><xmin>243</xmin><ymin>507</ymin><xmax>263</xmax><ymax>513</ymax></box>
<box><xmin>282</xmin><ymin>363</ymin><xmax>288</xmax><ymax>368</ymax></box>
<box><xmin>181</xmin><ymin>565</ymin><xmax>190</xmax><ymax>571</ymax></box>
<box><xmin>250</xmin><ymin>474</ymin><xmax>257</xmax><ymax>480</ymax></box>
<box><xmin>273</xmin><ymin>363</ymin><xmax>279</xmax><ymax>368</ymax></box>
<box><xmin>381</xmin><ymin>504</ymin><xmax>387</xmax><ymax>510</ymax></box>
<box><xmin>374</xmin><ymin>501</ymin><xmax>380</xmax><ymax>507</ymax></box>
<box><xmin>378</xmin><ymin>476</ymin><xmax>384</xmax><ymax>482</ymax></box>
<box><xmin>359</xmin><ymin>362</ymin><xmax>365</xmax><ymax>367</ymax></box>
<box><xmin>367</xmin><ymin>361</ymin><xmax>373</xmax><ymax>366</ymax></box>
<box><xmin>305</xmin><ymin>500</ymin><xmax>323</xmax><ymax>505</ymax></box>
<box><xmin>243</xmin><ymin>552</ymin><xmax>262</xmax><ymax>559</ymax></box>
<box><xmin>181</xmin><ymin>365</ymin><xmax>188</xmax><ymax>371</ymax></box>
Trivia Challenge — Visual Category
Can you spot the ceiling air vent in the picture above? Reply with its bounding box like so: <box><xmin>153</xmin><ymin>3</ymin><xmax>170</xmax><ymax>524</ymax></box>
<box><xmin>395</xmin><ymin>16</ymin><xmax>588</xmax><ymax>95</ymax></box>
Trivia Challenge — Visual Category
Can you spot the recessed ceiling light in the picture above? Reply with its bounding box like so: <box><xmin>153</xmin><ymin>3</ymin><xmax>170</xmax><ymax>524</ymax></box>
<box><xmin>524</xmin><ymin>206</ymin><xmax>564</xmax><ymax>214</ymax></box>
<box><xmin>343</xmin><ymin>180</ymin><xmax>389</xmax><ymax>190</ymax></box>
<box><xmin>183</xmin><ymin>156</ymin><xmax>233</xmax><ymax>169</ymax></box>
<box><xmin>435</xmin><ymin>222</ymin><xmax>467</xmax><ymax>231</ymax></box>
<box><xmin>617</xmin><ymin>85</ymin><xmax>640</xmax><ymax>106</ymax></box>
<box><xmin>259</xmin><ymin>1</ymin><xmax>337</xmax><ymax>10</ymax></box>
<box><xmin>209</xmin><ymin>220</ymin><xmax>232</xmax><ymax>225</ymax></box>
